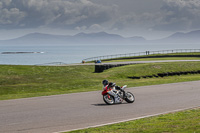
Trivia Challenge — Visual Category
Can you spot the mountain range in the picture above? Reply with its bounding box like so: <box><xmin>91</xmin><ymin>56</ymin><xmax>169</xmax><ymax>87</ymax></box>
<box><xmin>0</xmin><ymin>30</ymin><xmax>200</xmax><ymax>45</ymax></box>
<box><xmin>155</xmin><ymin>30</ymin><xmax>200</xmax><ymax>44</ymax></box>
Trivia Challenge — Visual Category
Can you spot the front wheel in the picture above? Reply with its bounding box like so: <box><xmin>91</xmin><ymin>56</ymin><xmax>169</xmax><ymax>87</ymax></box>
<box><xmin>125</xmin><ymin>92</ymin><xmax>135</xmax><ymax>103</ymax></box>
<box><xmin>103</xmin><ymin>94</ymin><xmax>115</xmax><ymax>105</ymax></box>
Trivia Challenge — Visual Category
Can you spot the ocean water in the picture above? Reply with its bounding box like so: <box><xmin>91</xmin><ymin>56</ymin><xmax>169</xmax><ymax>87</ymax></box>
<box><xmin>0</xmin><ymin>44</ymin><xmax>200</xmax><ymax>65</ymax></box>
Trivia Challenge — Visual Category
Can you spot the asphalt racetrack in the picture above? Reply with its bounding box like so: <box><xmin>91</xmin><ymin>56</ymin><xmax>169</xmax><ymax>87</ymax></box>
<box><xmin>0</xmin><ymin>81</ymin><xmax>200</xmax><ymax>133</ymax></box>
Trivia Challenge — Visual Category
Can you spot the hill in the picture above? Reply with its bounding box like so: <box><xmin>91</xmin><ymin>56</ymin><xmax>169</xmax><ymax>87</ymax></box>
<box><xmin>156</xmin><ymin>30</ymin><xmax>200</xmax><ymax>43</ymax></box>
<box><xmin>1</xmin><ymin>30</ymin><xmax>200</xmax><ymax>45</ymax></box>
<box><xmin>0</xmin><ymin>32</ymin><xmax>146</xmax><ymax>45</ymax></box>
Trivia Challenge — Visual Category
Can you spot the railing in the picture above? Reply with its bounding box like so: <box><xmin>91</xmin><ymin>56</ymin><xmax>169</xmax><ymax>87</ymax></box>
<box><xmin>36</xmin><ymin>62</ymin><xmax>66</xmax><ymax>66</ymax></box>
<box><xmin>83</xmin><ymin>49</ymin><xmax>200</xmax><ymax>62</ymax></box>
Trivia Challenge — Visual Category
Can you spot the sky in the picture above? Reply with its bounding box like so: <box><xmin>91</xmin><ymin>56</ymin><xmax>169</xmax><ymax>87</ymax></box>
<box><xmin>0</xmin><ymin>0</ymin><xmax>200</xmax><ymax>40</ymax></box>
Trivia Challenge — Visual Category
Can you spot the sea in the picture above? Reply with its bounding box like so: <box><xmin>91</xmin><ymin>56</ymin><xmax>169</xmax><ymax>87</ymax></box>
<box><xmin>0</xmin><ymin>43</ymin><xmax>200</xmax><ymax>65</ymax></box>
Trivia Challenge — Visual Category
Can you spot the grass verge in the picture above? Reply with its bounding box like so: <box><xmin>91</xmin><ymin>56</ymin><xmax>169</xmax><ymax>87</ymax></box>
<box><xmin>67</xmin><ymin>108</ymin><xmax>200</xmax><ymax>133</ymax></box>
<box><xmin>1</xmin><ymin>61</ymin><xmax>200</xmax><ymax>100</ymax></box>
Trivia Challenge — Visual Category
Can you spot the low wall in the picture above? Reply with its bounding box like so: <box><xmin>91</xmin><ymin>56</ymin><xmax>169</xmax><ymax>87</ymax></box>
<box><xmin>95</xmin><ymin>63</ymin><xmax>136</xmax><ymax>73</ymax></box>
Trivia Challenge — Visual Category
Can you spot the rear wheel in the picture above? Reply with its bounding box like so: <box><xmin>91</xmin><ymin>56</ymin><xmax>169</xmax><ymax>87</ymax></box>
<box><xmin>125</xmin><ymin>92</ymin><xmax>135</xmax><ymax>103</ymax></box>
<box><xmin>103</xmin><ymin>94</ymin><xmax>115</xmax><ymax>105</ymax></box>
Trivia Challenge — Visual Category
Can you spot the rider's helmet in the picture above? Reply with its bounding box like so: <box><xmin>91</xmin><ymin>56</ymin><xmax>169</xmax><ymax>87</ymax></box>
<box><xmin>108</xmin><ymin>82</ymin><xmax>116</xmax><ymax>88</ymax></box>
<box><xmin>102</xmin><ymin>80</ymin><xmax>109</xmax><ymax>86</ymax></box>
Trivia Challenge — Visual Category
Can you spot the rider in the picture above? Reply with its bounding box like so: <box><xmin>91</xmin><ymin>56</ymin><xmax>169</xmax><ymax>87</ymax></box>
<box><xmin>102</xmin><ymin>80</ymin><xmax>120</xmax><ymax>91</ymax></box>
<box><xmin>105</xmin><ymin>82</ymin><xmax>116</xmax><ymax>91</ymax></box>
<box><xmin>102</xmin><ymin>80</ymin><xmax>125</xmax><ymax>99</ymax></box>
<box><xmin>105</xmin><ymin>82</ymin><xmax>122</xmax><ymax>103</ymax></box>
<box><xmin>102</xmin><ymin>79</ymin><xmax>109</xmax><ymax>88</ymax></box>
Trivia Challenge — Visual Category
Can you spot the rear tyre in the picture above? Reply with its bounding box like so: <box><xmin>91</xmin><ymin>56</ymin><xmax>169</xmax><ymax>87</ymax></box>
<box><xmin>103</xmin><ymin>95</ymin><xmax>115</xmax><ymax>105</ymax></box>
<box><xmin>125</xmin><ymin>92</ymin><xmax>135</xmax><ymax>103</ymax></box>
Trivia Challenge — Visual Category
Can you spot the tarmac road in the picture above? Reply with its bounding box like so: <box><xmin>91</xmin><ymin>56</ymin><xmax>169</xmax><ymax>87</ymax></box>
<box><xmin>0</xmin><ymin>81</ymin><xmax>200</xmax><ymax>133</ymax></box>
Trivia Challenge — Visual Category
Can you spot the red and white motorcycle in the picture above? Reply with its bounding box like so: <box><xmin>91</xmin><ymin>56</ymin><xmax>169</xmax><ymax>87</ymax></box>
<box><xmin>102</xmin><ymin>85</ymin><xmax>135</xmax><ymax>105</ymax></box>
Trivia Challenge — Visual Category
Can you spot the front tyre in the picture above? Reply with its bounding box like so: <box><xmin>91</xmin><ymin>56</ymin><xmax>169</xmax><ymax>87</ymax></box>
<box><xmin>125</xmin><ymin>92</ymin><xmax>135</xmax><ymax>103</ymax></box>
<box><xmin>103</xmin><ymin>95</ymin><xmax>115</xmax><ymax>105</ymax></box>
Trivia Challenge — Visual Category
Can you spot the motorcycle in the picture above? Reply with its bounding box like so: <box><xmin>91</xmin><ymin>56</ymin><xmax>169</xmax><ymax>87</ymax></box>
<box><xmin>102</xmin><ymin>85</ymin><xmax>135</xmax><ymax>105</ymax></box>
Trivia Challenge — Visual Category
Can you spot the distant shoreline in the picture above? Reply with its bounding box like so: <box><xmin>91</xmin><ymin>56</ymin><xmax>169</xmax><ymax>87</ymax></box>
<box><xmin>1</xmin><ymin>52</ymin><xmax>44</xmax><ymax>54</ymax></box>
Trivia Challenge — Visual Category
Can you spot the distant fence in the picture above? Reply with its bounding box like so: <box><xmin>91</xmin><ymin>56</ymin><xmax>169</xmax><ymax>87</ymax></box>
<box><xmin>83</xmin><ymin>49</ymin><xmax>200</xmax><ymax>62</ymax></box>
<box><xmin>36</xmin><ymin>62</ymin><xmax>66</xmax><ymax>66</ymax></box>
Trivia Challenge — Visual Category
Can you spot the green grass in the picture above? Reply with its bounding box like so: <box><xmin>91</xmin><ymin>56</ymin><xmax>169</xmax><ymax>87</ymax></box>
<box><xmin>1</xmin><ymin>61</ymin><xmax>200</xmax><ymax>100</ymax></box>
<box><xmin>67</xmin><ymin>108</ymin><xmax>200</xmax><ymax>133</ymax></box>
<box><xmin>0</xmin><ymin>65</ymin><xmax>100</xmax><ymax>100</ymax></box>
<box><xmin>106</xmin><ymin>61</ymin><xmax>200</xmax><ymax>77</ymax></box>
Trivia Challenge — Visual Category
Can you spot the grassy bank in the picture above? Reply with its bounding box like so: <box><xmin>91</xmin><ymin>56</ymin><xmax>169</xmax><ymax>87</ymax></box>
<box><xmin>68</xmin><ymin>108</ymin><xmax>200</xmax><ymax>133</ymax></box>
<box><xmin>1</xmin><ymin>61</ymin><xmax>200</xmax><ymax>100</ymax></box>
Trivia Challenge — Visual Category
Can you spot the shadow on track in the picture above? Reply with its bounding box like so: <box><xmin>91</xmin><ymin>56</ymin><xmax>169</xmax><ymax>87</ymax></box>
<box><xmin>92</xmin><ymin>102</ymin><xmax>130</xmax><ymax>106</ymax></box>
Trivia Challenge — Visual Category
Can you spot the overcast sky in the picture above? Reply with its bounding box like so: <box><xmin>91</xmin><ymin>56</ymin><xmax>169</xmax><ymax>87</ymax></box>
<box><xmin>0</xmin><ymin>0</ymin><xmax>200</xmax><ymax>40</ymax></box>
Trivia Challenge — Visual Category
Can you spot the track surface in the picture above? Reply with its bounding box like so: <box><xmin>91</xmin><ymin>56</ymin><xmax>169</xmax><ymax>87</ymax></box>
<box><xmin>0</xmin><ymin>81</ymin><xmax>200</xmax><ymax>133</ymax></box>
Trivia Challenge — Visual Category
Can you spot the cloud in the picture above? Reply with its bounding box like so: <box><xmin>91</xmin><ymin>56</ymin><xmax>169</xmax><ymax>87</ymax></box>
<box><xmin>0</xmin><ymin>7</ymin><xmax>25</xmax><ymax>26</ymax></box>
<box><xmin>0</xmin><ymin>0</ymin><xmax>26</xmax><ymax>27</ymax></box>
<box><xmin>89</xmin><ymin>24</ymin><xmax>104</xmax><ymax>31</ymax></box>
<box><xmin>75</xmin><ymin>26</ymin><xmax>87</xmax><ymax>31</ymax></box>
<box><xmin>1</xmin><ymin>0</ymin><xmax>12</xmax><ymax>6</ymax></box>
<box><xmin>1</xmin><ymin>0</ymin><xmax>199</xmax><ymax>34</ymax></box>
<box><xmin>110</xmin><ymin>0</ymin><xmax>200</xmax><ymax>32</ymax></box>
<box><xmin>153</xmin><ymin>0</ymin><xmax>200</xmax><ymax>31</ymax></box>
<box><xmin>111</xmin><ymin>12</ymin><xmax>161</xmax><ymax>32</ymax></box>
<box><xmin>0</xmin><ymin>0</ymin><xmax>117</xmax><ymax>29</ymax></box>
